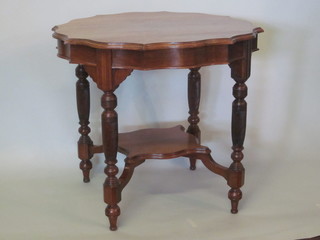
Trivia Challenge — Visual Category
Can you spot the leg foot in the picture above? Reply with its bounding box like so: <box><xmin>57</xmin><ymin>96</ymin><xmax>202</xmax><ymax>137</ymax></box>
<box><xmin>189</xmin><ymin>158</ymin><xmax>196</xmax><ymax>170</ymax></box>
<box><xmin>228</xmin><ymin>188</ymin><xmax>242</xmax><ymax>214</ymax></box>
<box><xmin>80</xmin><ymin>160</ymin><xmax>92</xmax><ymax>182</ymax></box>
<box><xmin>106</xmin><ymin>204</ymin><xmax>120</xmax><ymax>231</ymax></box>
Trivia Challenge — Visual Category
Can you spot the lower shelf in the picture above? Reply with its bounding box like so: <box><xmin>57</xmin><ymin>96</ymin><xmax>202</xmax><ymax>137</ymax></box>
<box><xmin>118</xmin><ymin>125</ymin><xmax>211</xmax><ymax>160</ymax></box>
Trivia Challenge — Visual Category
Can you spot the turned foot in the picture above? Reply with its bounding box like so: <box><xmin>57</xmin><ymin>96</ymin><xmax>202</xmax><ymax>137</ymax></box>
<box><xmin>80</xmin><ymin>160</ymin><xmax>92</xmax><ymax>182</ymax></box>
<box><xmin>189</xmin><ymin>158</ymin><xmax>197</xmax><ymax>170</ymax></box>
<box><xmin>106</xmin><ymin>204</ymin><xmax>120</xmax><ymax>231</ymax></box>
<box><xmin>228</xmin><ymin>188</ymin><xmax>242</xmax><ymax>214</ymax></box>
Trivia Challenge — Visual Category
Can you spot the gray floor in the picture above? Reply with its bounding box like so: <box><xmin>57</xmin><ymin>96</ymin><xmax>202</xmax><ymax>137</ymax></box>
<box><xmin>1</xmin><ymin>140</ymin><xmax>319</xmax><ymax>240</ymax></box>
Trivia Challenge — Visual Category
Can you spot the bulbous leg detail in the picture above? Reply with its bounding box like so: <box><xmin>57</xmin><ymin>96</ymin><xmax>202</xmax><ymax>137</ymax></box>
<box><xmin>80</xmin><ymin>160</ymin><xmax>92</xmax><ymax>183</ymax></box>
<box><xmin>106</xmin><ymin>204</ymin><xmax>120</xmax><ymax>231</ymax></box>
<box><xmin>228</xmin><ymin>188</ymin><xmax>242</xmax><ymax>214</ymax></box>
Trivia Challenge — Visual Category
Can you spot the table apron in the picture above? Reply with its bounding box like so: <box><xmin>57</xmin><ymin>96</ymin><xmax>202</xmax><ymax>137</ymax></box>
<box><xmin>56</xmin><ymin>38</ymin><xmax>257</xmax><ymax>71</ymax></box>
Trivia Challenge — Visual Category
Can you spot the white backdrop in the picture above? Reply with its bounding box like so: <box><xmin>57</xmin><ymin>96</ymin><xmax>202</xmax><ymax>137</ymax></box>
<box><xmin>1</xmin><ymin>1</ymin><xmax>320</xmax><ymax>239</ymax></box>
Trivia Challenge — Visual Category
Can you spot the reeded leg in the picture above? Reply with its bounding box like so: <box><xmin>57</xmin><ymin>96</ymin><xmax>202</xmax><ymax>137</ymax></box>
<box><xmin>101</xmin><ymin>91</ymin><xmax>121</xmax><ymax>231</ymax></box>
<box><xmin>228</xmin><ymin>41</ymin><xmax>252</xmax><ymax>213</ymax></box>
<box><xmin>76</xmin><ymin>65</ymin><xmax>93</xmax><ymax>183</ymax></box>
<box><xmin>187</xmin><ymin>68</ymin><xmax>201</xmax><ymax>170</ymax></box>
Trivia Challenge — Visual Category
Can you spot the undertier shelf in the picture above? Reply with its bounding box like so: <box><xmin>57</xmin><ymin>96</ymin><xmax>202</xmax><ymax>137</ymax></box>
<box><xmin>118</xmin><ymin>125</ymin><xmax>211</xmax><ymax>160</ymax></box>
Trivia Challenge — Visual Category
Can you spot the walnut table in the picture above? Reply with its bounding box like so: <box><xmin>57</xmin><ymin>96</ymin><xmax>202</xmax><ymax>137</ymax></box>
<box><xmin>52</xmin><ymin>12</ymin><xmax>263</xmax><ymax>231</ymax></box>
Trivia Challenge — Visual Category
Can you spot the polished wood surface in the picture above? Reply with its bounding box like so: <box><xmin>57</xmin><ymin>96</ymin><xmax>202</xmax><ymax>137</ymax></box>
<box><xmin>101</xmin><ymin>91</ymin><xmax>121</xmax><ymax>231</ymax></box>
<box><xmin>76</xmin><ymin>65</ymin><xmax>93</xmax><ymax>182</ymax></box>
<box><xmin>53</xmin><ymin>12</ymin><xmax>262</xmax><ymax>50</ymax></box>
<box><xmin>228</xmin><ymin>40</ymin><xmax>251</xmax><ymax>213</ymax></box>
<box><xmin>118</xmin><ymin>125</ymin><xmax>209</xmax><ymax>159</ymax></box>
<box><xmin>52</xmin><ymin>12</ymin><xmax>263</xmax><ymax>231</ymax></box>
<box><xmin>187</xmin><ymin>68</ymin><xmax>201</xmax><ymax>170</ymax></box>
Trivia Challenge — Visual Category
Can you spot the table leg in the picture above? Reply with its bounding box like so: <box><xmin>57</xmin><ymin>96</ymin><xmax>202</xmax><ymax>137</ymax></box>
<box><xmin>101</xmin><ymin>91</ymin><xmax>121</xmax><ymax>231</ymax></box>
<box><xmin>228</xmin><ymin>41</ymin><xmax>251</xmax><ymax>213</ymax></box>
<box><xmin>76</xmin><ymin>65</ymin><xmax>93</xmax><ymax>183</ymax></box>
<box><xmin>187</xmin><ymin>68</ymin><xmax>201</xmax><ymax>170</ymax></box>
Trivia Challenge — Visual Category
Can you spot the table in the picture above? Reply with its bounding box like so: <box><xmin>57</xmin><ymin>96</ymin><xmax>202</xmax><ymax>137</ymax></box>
<box><xmin>52</xmin><ymin>12</ymin><xmax>263</xmax><ymax>231</ymax></box>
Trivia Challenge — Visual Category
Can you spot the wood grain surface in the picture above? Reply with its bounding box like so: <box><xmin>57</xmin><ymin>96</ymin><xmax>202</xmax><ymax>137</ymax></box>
<box><xmin>53</xmin><ymin>12</ymin><xmax>262</xmax><ymax>50</ymax></box>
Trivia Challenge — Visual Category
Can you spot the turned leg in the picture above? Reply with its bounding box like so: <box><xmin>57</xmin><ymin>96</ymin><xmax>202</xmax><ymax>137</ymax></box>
<box><xmin>187</xmin><ymin>68</ymin><xmax>201</xmax><ymax>170</ymax></box>
<box><xmin>101</xmin><ymin>91</ymin><xmax>121</xmax><ymax>231</ymax></box>
<box><xmin>76</xmin><ymin>65</ymin><xmax>93</xmax><ymax>183</ymax></box>
<box><xmin>227</xmin><ymin>41</ymin><xmax>252</xmax><ymax>213</ymax></box>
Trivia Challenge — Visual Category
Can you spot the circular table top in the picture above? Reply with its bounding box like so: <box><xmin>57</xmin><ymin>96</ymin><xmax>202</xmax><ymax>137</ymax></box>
<box><xmin>52</xmin><ymin>12</ymin><xmax>262</xmax><ymax>50</ymax></box>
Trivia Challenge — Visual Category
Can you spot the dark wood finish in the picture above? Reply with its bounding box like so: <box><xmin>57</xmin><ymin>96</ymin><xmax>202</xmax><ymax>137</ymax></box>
<box><xmin>52</xmin><ymin>12</ymin><xmax>261</xmax><ymax>50</ymax></box>
<box><xmin>101</xmin><ymin>91</ymin><xmax>121</xmax><ymax>231</ymax></box>
<box><xmin>227</xmin><ymin>40</ymin><xmax>252</xmax><ymax>213</ymax></box>
<box><xmin>54</xmin><ymin>39</ymin><xmax>261</xmax><ymax>72</ymax></box>
<box><xmin>118</xmin><ymin>125</ymin><xmax>210</xmax><ymax>159</ymax></box>
<box><xmin>187</xmin><ymin>68</ymin><xmax>201</xmax><ymax>170</ymax></box>
<box><xmin>52</xmin><ymin>12</ymin><xmax>263</xmax><ymax>230</ymax></box>
<box><xmin>76</xmin><ymin>65</ymin><xmax>93</xmax><ymax>182</ymax></box>
<box><xmin>117</xmin><ymin>125</ymin><xmax>228</xmax><ymax>192</ymax></box>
